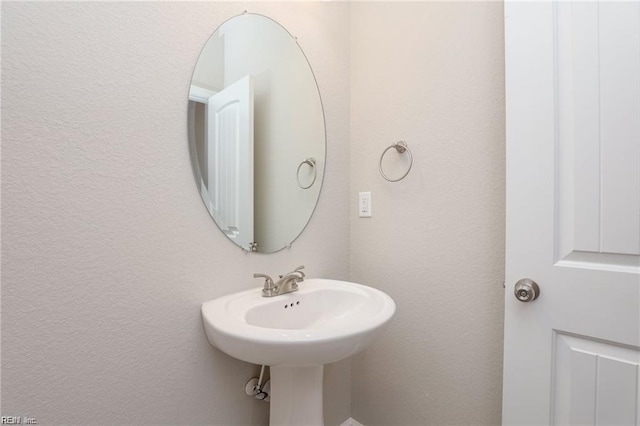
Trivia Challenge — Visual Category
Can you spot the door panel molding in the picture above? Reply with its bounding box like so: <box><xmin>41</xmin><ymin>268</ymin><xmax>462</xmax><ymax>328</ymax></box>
<box><xmin>552</xmin><ymin>330</ymin><xmax>640</xmax><ymax>425</ymax></box>
<box><xmin>553</xmin><ymin>1</ymin><xmax>640</xmax><ymax>266</ymax></box>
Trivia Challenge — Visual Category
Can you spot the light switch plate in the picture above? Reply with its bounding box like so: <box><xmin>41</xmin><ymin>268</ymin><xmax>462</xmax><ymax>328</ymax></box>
<box><xmin>359</xmin><ymin>192</ymin><xmax>372</xmax><ymax>218</ymax></box>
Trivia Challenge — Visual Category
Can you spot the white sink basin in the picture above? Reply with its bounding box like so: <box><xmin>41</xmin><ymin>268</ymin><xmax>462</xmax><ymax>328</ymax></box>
<box><xmin>201</xmin><ymin>278</ymin><xmax>395</xmax><ymax>366</ymax></box>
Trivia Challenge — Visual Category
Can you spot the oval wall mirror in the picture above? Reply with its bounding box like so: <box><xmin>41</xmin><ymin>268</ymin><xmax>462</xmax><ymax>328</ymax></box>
<box><xmin>188</xmin><ymin>13</ymin><xmax>326</xmax><ymax>253</ymax></box>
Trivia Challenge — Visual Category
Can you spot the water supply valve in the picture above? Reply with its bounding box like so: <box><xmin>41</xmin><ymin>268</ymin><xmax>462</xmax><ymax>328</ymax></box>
<box><xmin>244</xmin><ymin>377</ymin><xmax>270</xmax><ymax>402</ymax></box>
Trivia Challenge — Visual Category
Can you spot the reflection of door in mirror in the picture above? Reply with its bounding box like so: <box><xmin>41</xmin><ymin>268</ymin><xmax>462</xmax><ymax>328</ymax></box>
<box><xmin>208</xmin><ymin>75</ymin><xmax>254</xmax><ymax>250</ymax></box>
<box><xmin>190</xmin><ymin>75</ymin><xmax>255</xmax><ymax>251</ymax></box>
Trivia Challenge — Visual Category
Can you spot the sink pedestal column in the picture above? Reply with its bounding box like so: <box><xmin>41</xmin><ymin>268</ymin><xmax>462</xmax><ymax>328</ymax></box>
<box><xmin>269</xmin><ymin>365</ymin><xmax>324</xmax><ymax>426</ymax></box>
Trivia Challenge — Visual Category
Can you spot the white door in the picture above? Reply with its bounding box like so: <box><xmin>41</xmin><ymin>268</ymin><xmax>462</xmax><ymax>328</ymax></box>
<box><xmin>503</xmin><ymin>1</ymin><xmax>640</xmax><ymax>424</ymax></box>
<box><xmin>207</xmin><ymin>75</ymin><xmax>254</xmax><ymax>250</ymax></box>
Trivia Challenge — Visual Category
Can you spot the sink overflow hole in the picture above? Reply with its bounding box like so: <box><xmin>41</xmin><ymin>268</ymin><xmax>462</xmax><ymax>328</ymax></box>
<box><xmin>284</xmin><ymin>301</ymin><xmax>301</xmax><ymax>309</ymax></box>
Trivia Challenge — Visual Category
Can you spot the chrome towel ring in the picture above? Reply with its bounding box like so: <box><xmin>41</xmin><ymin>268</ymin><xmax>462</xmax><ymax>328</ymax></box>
<box><xmin>297</xmin><ymin>157</ymin><xmax>317</xmax><ymax>189</ymax></box>
<box><xmin>379</xmin><ymin>141</ymin><xmax>413</xmax><ymax>182</ymax></box>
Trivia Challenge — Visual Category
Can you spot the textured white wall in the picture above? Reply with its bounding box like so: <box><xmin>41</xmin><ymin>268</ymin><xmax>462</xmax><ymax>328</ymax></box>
<box><xmin>349</xmin><ymin>2</ymin><xmax>505</xmax><ymax>424</ymax></box>
<box><xmin>1</xmin><ymin>2</ymin><xmax>351</xmax><ymax>425</ymax></box>
<box><xmin>3</xmin><ymin>2</ymin><xmax>508</xmax><ymax>424</ymax></box>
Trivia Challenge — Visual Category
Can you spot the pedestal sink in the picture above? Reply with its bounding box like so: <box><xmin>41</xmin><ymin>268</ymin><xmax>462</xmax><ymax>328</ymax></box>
<box><xmin>201</xmin><ymin>278</ymin><xmax>396</xmax><ymax>426</ymax></box>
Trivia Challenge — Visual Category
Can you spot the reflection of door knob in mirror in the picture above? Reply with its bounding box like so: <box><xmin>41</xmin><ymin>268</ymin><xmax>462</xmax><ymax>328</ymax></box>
<box><xmin>514</xmin><ymin>279</ymin><xmax>540</xmax><ymax>302</ymax></box>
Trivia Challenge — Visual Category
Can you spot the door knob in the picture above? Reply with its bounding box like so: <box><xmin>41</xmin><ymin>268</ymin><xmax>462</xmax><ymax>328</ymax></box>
<box><xmin>514</xmin><ymin>278</ymin><xmax>540</xmax><ymax>302</ymax></box>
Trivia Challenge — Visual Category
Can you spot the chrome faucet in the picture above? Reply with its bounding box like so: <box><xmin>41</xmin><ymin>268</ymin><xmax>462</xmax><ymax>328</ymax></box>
<box><xmin>254</xmin><ymin>265</ymin><xmax>305</xmax><ymax>297</ymax></box>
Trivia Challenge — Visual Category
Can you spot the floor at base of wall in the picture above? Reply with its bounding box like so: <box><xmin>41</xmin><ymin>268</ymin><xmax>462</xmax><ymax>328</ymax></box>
<box><xmin>340</xmin><ymin>418</ymin><xmax>364</xmax><ymax>426</ymax></box>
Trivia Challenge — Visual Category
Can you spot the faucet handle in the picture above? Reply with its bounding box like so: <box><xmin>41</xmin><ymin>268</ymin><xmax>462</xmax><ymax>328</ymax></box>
<box><xmin>293</xmin><ymin>265</ymin><xmax>305</xmax><ymax>278</ymax></box>
<box><xmin>278</xmin><ymin>266</ymin><xmax>305</xmax><ymax>279</ymax></box>
<box><xmin>254</xmin><ymin>273</ymin><xmax>274</xmax><ymax>287</ymax></box>
<box><xmin>255</xmin><ymin>273</ymin><xmax>277</xmax><ymax>297</ymax></box>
